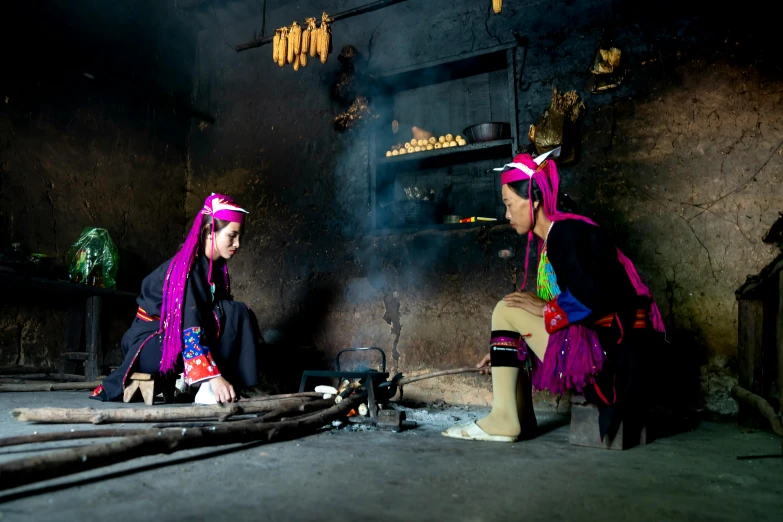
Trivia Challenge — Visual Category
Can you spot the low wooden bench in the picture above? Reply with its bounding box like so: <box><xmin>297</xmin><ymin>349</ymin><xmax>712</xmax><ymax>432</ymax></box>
<box><xmin>123</xmin><ymin>372</ymin><xmax>176</xmax><ymax>405</ymax></box>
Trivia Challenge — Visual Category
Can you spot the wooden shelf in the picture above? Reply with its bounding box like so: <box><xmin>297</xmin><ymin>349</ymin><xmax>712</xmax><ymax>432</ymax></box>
<box><xmin>378</xmin><ymin>139</ymin><xmax>512</xmax><ymax>167</ymax></box>
<box><xmin>369</xmin><ymin>220</ymin><xmax>508</xmax><ymax>237</ymax></box>
<box><xmin>369</xmin><ymin>43</ymin><xmax>519</xmax><ymax>233</ymax></box>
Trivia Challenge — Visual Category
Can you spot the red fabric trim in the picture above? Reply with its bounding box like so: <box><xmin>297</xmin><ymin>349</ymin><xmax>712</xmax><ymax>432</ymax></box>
<box><xmin>184</xmin><ymin>353</ymin><xmax>220</xmax><ymax>385</ymax></box>
<box><xmin>594</xmin><ymin>310</ymin><xmax>648</xmax><ymax>328</ymax></box>
<box><xmin>136</xmin><ymin>307</ymin><xmax>160</xmax><ymax>322</ymax></box>
<box><xmin>593</xmin><ymin>376</ymin><xmax>617</xmax><ymax>406</ymax></box>
<box><xmin>544</xmin><ymin>300</ymin><xmax>569</xmax><ymax>334</ymax></box>
<box><xmin>121</xmin><ymin>331</ymin><xmax>159</xmax><ymax>390</ymax></box>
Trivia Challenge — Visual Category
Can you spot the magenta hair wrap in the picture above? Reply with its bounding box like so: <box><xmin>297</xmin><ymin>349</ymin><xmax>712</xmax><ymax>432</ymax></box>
<box><xmin>496</xmin><ymin>153</ymin><xmax>665</xmax><ymax>334</ymax></box>
<box><xmin>158</xmin><ymin>193</ymin><xmax>248</xmax><ymax>373</ymax></box>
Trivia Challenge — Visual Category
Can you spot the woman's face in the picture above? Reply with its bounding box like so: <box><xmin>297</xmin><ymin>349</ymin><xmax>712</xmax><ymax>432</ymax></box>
<box><xmin>206</xmin><ymin>222</ymin><xmax>243</xmax><ymax>261</ymax></box>
<box><xmin>502</xmin><ymin>184</ymin><xmax>535</xmax><ymax>235</ymax></box>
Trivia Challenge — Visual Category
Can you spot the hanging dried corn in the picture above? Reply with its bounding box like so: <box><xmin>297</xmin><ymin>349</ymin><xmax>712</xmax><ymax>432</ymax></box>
<box><xmin>293</xmin><ymin>53</ymin><xmax>300</xmax><ymax>71</ymax></box>
<box><xmin>302</xmin><ymin>17</ymin><xmax>316</xmax><ymax>56</ymax></box>
<box><xmin>300</xmin><ymin>51</ymin><xmax>308</xmax><ymax>68</ymax></box>
<box><xmin>289</xmin><ymin>21</ymin><xmax>302</xmax><ymax>60</ymax></box>
<box><xmin>492</xmin><ymin>0</ymin><xmax>502</xmax><ymax>14</ymax></box>
<box><xmin>309</xmin><ymin>19</ymin><xmax>319</xmax><ymax>58</ymax></box>
<box><xmin>272</xmin><ymin>29</ymin><xmax>281</xmax><ymax>64</ymax></box>
<box><xmin>318</xmin><ymin>12</ymin><xmax>331</xmax><ymax>64</ymax></box>
<box><xmin>277</xmin><ymin>27</ymin><xmax>288</xmax><ymax>67</ymax></box>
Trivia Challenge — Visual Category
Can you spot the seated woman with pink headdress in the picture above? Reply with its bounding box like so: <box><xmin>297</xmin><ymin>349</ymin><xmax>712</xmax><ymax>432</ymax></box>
<box><xmin>442</xmin><ymin>150</ymin><xmax>665</xmax><ymax>442</ymax></box>
<box><xmin>91</xmin><ymin>193</ymin><xmax>262</xmax><ymax>405</ymax></box>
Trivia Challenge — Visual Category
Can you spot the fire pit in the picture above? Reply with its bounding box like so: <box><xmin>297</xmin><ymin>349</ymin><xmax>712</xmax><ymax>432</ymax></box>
<box><xmin>299</xmin><ymin>347</ymin><xmax>409</xmax><ymax>429</ymax></box>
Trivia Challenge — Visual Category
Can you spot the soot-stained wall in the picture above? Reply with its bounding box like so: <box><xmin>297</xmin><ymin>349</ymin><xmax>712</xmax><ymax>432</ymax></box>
<box><xmin>0</xmin><ymin>1</ymin><xmax>195</xmax><ymax>369</ymax></box>
<box><xmin>191</xmin><ymin>0</ymin><xmax>783</xmax><ymax>414</ymax></box>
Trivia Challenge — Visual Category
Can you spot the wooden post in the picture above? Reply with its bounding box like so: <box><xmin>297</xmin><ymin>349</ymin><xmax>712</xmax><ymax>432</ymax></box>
<box><xmin>85</xmin><ymin>296</ymin><xmax>102</xmax><ymax>381</ymax></box>
<box><xmin>59</xmin><ymin>304</ymin><xmax>85</xmax><ymax>376</ymax></box>
<box><xmin>737</xmin><ymin>299</ymin><xmax>766</xmax><ymax>428</ymax></box>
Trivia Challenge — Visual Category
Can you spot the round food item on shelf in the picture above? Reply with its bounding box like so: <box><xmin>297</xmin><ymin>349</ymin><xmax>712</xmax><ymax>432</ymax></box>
<box><xmin>414</xmin><ymin>146</ymin><xmax>422</xmax><ymax>152</ymax></box>
<box><xmin>386</xmin><ymin>151</ymin><xmax>392</xmax><ymax>157</ymax></box>
<box><xmin>446</xmin><ymin>133</ymin><xmax>454</xmax><ymax>142</ymax></box>
<box><xmin>392</xmin><ymin>149</ymin><xmax>399</xmax><ymax>156</ymax></box>
<box><xmin>426</xmin><ymin>144</ymin><xmax>434</xmax><ymax>150</ymax></box>
<box><xmin>428</xmin><ymin>137</ymin><xmax>436</xmax><ymax>144</ymax></box>
<box><xmin>434</xmin><ymin>143</ymin><xmax>442</xmax><ymax>149</ymax></box>
<box><xmin>438</xmin><ymin>136</ymin><xmax>446</xmax><ymax>143</ymax></box>
<box><xmin>457</xmin><ymin>139</ymin><xmax>467</xmax><ymax>146</ymax></box>
<box><xmin>449</xmin><ymin>140</ymin><xmax>457</xmax><ymax>147</ymax></box>
<box><xmin>399</xmin><ymin>148</ymin><xmax>407</xmax><ymax>155</ymax></box>
<box><xmin>456</xmin><ymin>135</ymin><xmax>463</xmax><ymax>141</ymax></box>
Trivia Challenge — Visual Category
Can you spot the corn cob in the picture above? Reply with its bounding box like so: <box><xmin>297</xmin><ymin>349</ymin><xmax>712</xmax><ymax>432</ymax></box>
<box><xmin>289</xmin><ymin>21</ymin><xmax>301</xmax><ymax>58</ymax></box>
<box><xmin>302</xmin><ymin>17</ymin><xmax>316</xmax><ymax>55</ymax></box>
<box><xmin>492</xmin><ymin>0</ymin><xmax>502</xmax><ymax>14</ymax></box>
<box><xmin>300</xmin><ymin>51</ymin><xmax>308</xmax><ymax>68</ymax></box>
<box><xmin>293</xmin><ymin>53</ymin><xmax>300</xmax><ymax>71</ymax></box>
<box><xmin>309</xmin><ymin>23</ymin><xmax>319</xmax><ymax>57</ymax></box>
<box><xmin>277</xmin><ymin>27</ymin><xmax>288</xmax><ymax>67</ymax></box>
<box><xmin>272</xmin><ymin>29</ymin><xmax>280</xmax><ymax>63</ymax></box>
<box><xmin>319</xmin><ymin>12</ymin><xmax>331</xmax><ymax>64</ymax></box>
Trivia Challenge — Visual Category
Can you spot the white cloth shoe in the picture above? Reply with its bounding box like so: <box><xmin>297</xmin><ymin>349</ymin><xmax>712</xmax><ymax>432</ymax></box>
<box><xmin>194</xmin><ymin>380</ymin><xmax>217</xmax><ymax>405</ymax></box>
<box><xmin>441</xmin><ymin>421</ymin><xmax>517</xmax><ymax>442</ymax></box>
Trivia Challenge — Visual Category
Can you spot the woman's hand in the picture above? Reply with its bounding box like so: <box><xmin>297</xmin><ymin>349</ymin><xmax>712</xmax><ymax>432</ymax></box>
<box><xmin>208</xmin><ymin>376</ymin><xmax>236</xmax><ymax>403</ymax></box>
<box><xmin>476</xmin><ymin>353</ymin><xmax>491</xmax><ymax>375</ymax></box>
<box><xmin>503</xmin><ymin>292</ymin><xmax>547</xmax><ymax>317</ymax></box>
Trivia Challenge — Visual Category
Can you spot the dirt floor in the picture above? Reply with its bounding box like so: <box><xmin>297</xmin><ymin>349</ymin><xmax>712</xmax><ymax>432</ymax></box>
<box><xmin>0</xmin><ymin>392</ymin><xmax>780</xmax><ymax>522</ymax></box>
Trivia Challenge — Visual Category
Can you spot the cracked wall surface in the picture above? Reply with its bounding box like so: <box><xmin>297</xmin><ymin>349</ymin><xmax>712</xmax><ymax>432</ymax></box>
<box><xmin>189</xmin><ymin>1</ymin><xmax>783</xmax><ymax>414</ymax></box>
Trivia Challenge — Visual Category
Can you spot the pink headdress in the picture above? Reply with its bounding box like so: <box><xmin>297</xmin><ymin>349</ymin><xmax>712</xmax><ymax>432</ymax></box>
<box><xmin>158</xmin><ymin>193</ymin><xmax>248</xmax><ymax>373</ymax></box>
<box><xmin>495</xmin><ymin>150</ymin><xmax>665</xmax><ymax>334</ymax></box>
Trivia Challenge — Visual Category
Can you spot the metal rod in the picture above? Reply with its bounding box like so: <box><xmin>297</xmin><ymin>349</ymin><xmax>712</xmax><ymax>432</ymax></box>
<box><xmin>235</xmin><ymin>0</ymin><xmax>409</xmax><ymax>52</ymax></box>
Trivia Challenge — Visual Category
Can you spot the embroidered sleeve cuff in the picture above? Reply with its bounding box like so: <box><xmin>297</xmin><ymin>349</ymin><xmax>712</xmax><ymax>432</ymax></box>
<box><xmin>182</xmin><ymin>327</ymin><xmax>221</xmax><ymax>385</ymax></box>
<box><xmin>544</xmin><ymin>290</ymin><xmax>593</xmax><ymax>333</ymax></box>
<box><xmin>544</xmin><ymin>300</ymin><xmax>569</xmax><ymax>333</ymax></box>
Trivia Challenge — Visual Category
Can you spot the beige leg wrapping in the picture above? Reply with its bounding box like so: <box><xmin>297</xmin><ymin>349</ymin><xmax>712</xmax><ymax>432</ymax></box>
<box><xmin>473</xmin><ymin>301</ymin><xmax>549</xmax><ymax>437</ymax></box>
<box><xmin>491</xmin><ymin>300</ymin><xmax>550</xmax><ymax>361</ymax></box>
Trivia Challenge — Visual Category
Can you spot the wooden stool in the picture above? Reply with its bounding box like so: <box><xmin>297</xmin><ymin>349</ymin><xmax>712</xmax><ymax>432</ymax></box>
<box><xmin>123</xmin><ymin>373</ymin><xmax>175</xmax><ymax>406</ymax></box>
<box><xmin>569</xmin><ymin>395</ymin><xmax>649</xmax><ymax>451</ymax></box>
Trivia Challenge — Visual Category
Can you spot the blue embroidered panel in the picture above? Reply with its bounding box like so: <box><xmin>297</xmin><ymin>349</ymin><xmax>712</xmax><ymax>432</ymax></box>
<box><xmin>556</xmin><ymin>290</ymin><xmax>592</xmax><ymax>323</ymax></box>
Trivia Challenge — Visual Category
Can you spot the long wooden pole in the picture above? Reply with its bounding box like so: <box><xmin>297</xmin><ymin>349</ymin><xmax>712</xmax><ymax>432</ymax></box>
<box><xmin>0</xmin><ymin>381</ymin><xmax>103</xmax><ymax>392</ymax></box>
<box><xmin>11</xmin><ymin>398</ymin><xmax>315</xmax><ymax>424</ymax></box>
<box><xmin>397</xmin><ymin>367</ymin><xmax>482</xmax><ymax>386</ymax></box>
<box><xmin>0</xmin><ymin>397</ymin><xmax>360</xmax><ymax>491</ymax></box>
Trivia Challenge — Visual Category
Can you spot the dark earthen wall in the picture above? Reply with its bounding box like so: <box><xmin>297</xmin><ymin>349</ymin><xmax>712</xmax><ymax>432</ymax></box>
<box><xmin>0</xmin><ymin>0</ymin><xmax>196</xmax><ymax>370</ymax></box>
<box><xmin>0</xmin><ymin>92</ymin><xmax>192</xmax><ymax>369</ymax></box>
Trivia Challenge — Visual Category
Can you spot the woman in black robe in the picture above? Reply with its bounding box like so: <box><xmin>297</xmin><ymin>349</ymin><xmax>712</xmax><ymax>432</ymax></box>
<box><xmin>91</xmin><ymin>193</ymin><xmax>261</xmax><ymax>404</ymax></box>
